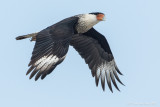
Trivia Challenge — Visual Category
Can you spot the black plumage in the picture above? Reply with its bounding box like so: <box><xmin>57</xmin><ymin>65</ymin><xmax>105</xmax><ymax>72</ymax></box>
<box><xmin>16</xmin><ymin>13</ymin><xmax>124</xmax><ymax>92</ymax></box>
<box><xmin>27</xmin><ymin>17</ymin><xmax>78</xmax><ymax>80</ymax></box>
<box><xmin>70</xmin><ymin>28</ymin><xmax>124</xmax><ymax>91</ymax></box>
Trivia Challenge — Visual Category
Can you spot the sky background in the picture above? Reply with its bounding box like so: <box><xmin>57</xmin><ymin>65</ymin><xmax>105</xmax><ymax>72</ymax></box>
<box><xmin>0</xmin><ymin>0</ymin><xmax>160</xmax><ymax>107</ymax></box>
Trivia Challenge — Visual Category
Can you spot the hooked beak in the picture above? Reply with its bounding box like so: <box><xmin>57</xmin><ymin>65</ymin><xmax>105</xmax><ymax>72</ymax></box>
<box><xmin>97</xmin><ymin>14</ymin><xmax>106</xmax><ymax>21</ymax></box>
<box><xmin>102</xmin><ymin>16</ymin><xmax>106</xmax><ymax>21</ymax></box>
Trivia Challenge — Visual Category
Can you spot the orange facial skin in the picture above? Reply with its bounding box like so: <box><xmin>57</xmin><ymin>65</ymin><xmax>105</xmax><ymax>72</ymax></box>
<box><xmin>96</xmin><ymin>14</ymin><xmax>105</xmax><ymax>21</ymax></box>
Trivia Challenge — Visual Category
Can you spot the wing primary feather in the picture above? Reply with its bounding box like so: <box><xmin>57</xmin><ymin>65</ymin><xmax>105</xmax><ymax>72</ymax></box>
<box><xmin>113</xmin><ymin>69</ymin><xmax>125</xmax><ymax>86</ymax></box>
<box><xmin>105</xmin><ymin>71</ymin><xmax>113</xmax><ymax>92</ymax></box>
<box><xmin>115</xmin><ymin>65</ymin><xmax>123</xmax><ymax>75</ymax></box>
<box><xmin>35</xmin><ymin>56</ymin><xmax>53</xmax><ymax>81</ymax></box>
<box><xmin>41</xmin><ymin>74</ymin><xmax>47</xmax><ymax>80</ymax></box>
<box><xmin>95</xmin><ymin>77</ymin><xmax>99</xmax><ymax>86</ymax></box>
<box><xmin>91</xmin><ymin>65</ymin><xmax>98</xmax><ymax>77</ymax></box>
<box><xmin>101</xmin><ymin>70</ymin><xmax>105</xmax><ymax>91</ymax></box>
<box><xmin>95</xmin><ymin>68</ymin><xmax>100</xmax><ymax>86</ymax></box>
<box><xmin>35</xmin><ymin>71</ymin><xmax>43</xmax><ymax>81</ymax></box>
<box><xmin>26</xmin><ymin>66</ymin><xmax>34</xmax><ymax>75</ymax></box>
<box><xmin>41</xmin><ymin>66</ymin><xmax>56</xmax><ymax>79</ymax></box>
<box><xmin>29</xmin><ymin>68</ymin><xmax>39</xmax><ymax>79</ymax></box>
<box><xmin>91</xmin><ymin>70</ymin><xmax>95</xmax><ymax>77</ymax></box>
<box><xmin>35</xmin><ymin>60</ymin><xmax>54</xmax><ymax>81</ymax></box>
<box><xmin>110</xmin><ymin>71</ymin><xmax>120</xmax><ymax>91</ymax></box>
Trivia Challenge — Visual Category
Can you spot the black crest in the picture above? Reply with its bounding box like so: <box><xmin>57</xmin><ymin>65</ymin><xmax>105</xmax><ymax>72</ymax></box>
<box><xmin>89</xmin><ymin>12</ymin><xmax>104</xmax><ymax>15</ymax></box>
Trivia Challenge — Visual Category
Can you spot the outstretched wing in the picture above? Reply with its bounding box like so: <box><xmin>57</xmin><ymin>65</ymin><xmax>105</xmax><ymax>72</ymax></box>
<box><xmin>27</xmin><ymin>17</ymin><xmax>78</xmax><ymax>80</ymax></box>
<box><xmin>70</xmin><ymin>28</ymin><xmax>124</xmax><ymax>92</ymax></box>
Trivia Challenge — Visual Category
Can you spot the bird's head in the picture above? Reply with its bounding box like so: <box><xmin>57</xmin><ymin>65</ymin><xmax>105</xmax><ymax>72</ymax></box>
<box><xmin>76</xmin><ymin>12</ymin><xmax>106</xmax><ymax>33</ymax></box>
<box><xmin>89</xmin><ymin>12</ymin><xmax>106</xmax><ymax>21</ymax></box>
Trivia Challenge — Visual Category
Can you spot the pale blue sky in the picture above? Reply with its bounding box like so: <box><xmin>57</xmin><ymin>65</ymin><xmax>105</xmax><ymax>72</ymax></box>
<box><xmin>0</xmin><ymin>0</ymin><xmax>160</xmax><ymax>107</ymax></box>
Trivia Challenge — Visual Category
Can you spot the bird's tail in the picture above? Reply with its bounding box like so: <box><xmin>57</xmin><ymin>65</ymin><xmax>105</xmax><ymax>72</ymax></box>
<box><xmin>16</xmin><ymin>32</ymin><xmax>38</xmax><ymax>41</ymax></box>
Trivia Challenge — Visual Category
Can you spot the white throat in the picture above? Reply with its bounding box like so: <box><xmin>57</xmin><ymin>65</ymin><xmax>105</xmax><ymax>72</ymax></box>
<box><xmin>76</xmin><ymin>14</ymin><xmax>100</xmax><ymax>33</ymax></box>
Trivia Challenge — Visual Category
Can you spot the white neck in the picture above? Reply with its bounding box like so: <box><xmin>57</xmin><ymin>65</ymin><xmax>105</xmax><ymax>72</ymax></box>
<box><xmin>76</xmin><ymin>14</ymin><xmax>100</xmax><ymax>33</ymax></box>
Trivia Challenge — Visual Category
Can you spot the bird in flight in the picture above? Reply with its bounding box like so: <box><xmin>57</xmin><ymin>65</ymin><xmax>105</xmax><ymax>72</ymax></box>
<box><xmin>16</xmin><ymin>12</ymin><xmax>124</xmax><ymax>92</ymax></box>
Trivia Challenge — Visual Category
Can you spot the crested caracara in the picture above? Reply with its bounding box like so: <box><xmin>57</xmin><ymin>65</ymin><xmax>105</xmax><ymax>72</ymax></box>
<box><xmin>16</xmin><ymin>12</ymin><xmax>124</xmax><ymax>92</ymax></box>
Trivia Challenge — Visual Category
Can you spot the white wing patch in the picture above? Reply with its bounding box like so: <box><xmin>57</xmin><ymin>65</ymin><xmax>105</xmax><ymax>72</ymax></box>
<box><xmin>34</xmin><ymin>55</ymin><xmax>59</xmax><ymax>70</ymax></box>
<box><xmin>96</xmin><ymin>59</ymin><xmax>124</xmax><ymax>91</ymax></box>
<box><xmin>97</xmin><ymin>60</ymin><xmax>115</xmax><ymax>76</ymax></box>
